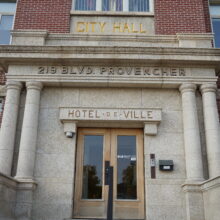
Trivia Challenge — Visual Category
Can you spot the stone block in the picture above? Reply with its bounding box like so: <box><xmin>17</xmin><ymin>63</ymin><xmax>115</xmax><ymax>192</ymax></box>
<box><xmin>146</xmin><ymin>205</ymin><xmax>185</xmax><ymax>220</ymax></box>
<box><xmin>142</xmin><ymin>89</ymin><xmax>181</xmax><ymax>111</ymax></box>
<box><xmin>146</xmin><ymin>183</ymin><xmax>185</xmax><ymax>206</ymax></box>
<box><xmin>38</xmin><ymin>108</ymin><xmax>63</xmax><ymax>132</ymax></box>
<box><xmin>159</xmin><ymin>110</ymin><xmax>183</xmax><ymax>133</ymax></box>
<box><xmin>79</xmin><ymin>88</ymin><xmax>142</xmax><ymax>108</ymax></box>
<box><xmin>33</xmin><ymin>181</ymin><xmax>73</xmax><ymax>205</ymax></box>
<box><xmin>14</xmin><ymin>202</ymin><xmax>32</xmax><ymax>220</ymax></box>
<box><xmin>34</xmin><ymin>153</ymin><xmax>75</xmax><ymax>179</ymax></box>
<box><xmin>145</xmin><ymin>131</ymin><xmax>184</xmax><ymax>155</ymax></box>
<box><xmin>40</xmin><ymin>88</ymin><xmax>62</xmax><ymax>108</ymax></box>
<box><xmin>36</xmin><ymin>129</ymin><xmax>74</xmax><ymax>154</ymax></box>
<box><xmin>32</xmin><ymin>203</ymin><xmax>72</xmax><ymax>220</ymax></box>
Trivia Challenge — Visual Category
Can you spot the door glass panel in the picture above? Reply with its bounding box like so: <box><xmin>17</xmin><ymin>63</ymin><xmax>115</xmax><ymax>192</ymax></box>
<box><xmin>117</xmin><ymin>136</ymin><xmax>137</xmax><ymax>200</ymax></box>
<box><xmin>82</xmin><ymin>135</ymin><xmax>103</xmax><ymax>199</ymax></box>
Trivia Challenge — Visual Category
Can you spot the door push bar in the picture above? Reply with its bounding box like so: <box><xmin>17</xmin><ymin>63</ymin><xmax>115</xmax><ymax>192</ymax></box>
<box><xmin>105</xmin><ymin>161</ymin><xmax>113</xmax><ymax>220</ymax></box>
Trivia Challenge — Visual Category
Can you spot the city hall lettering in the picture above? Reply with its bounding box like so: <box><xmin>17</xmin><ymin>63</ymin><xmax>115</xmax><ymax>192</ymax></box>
<box><xmin>60</xmin><ymin>108</ymin><xmax>162</xmax><ymax>121</ymax></box>
<box><xmin>38</xmin><ymin>66</ymin><xmax>186</xmax><ymax>77</ymax></box>
<box><xmin>76</xmin><ymin>22</ymin><xmax>147</xmax><ymax>34</ymax></box>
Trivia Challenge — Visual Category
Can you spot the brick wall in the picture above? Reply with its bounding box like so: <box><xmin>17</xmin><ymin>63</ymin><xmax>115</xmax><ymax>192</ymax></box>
<box><xmin>14</xmin><ymin>0</ymin><xmax>212</xmax><ymax>35</ymax></box>
<box><xmin>155</xmin><ymin>0</ymin><xmax>212</xmax><ymax>35</ymax></box>
<box><xmin>14</xmin><ymin>0</ymin><xmax>72</xmax><ymax>33</ymax></box>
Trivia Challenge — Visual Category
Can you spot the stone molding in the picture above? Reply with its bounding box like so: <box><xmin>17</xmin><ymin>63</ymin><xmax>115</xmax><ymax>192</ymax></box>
<box><xmin>0</xmin><ymin>172</ymin><xmax>18</xmax><ymax>189</ymax></box>
<box><xmin>11</xmin><ymin>30</ymin><xmax>48</xmax><ymax>38</ymax></box>
<box><xmin>6</xmin><ymin>81</ymin><xmax>22</xmax><ymax>91</ymax></box>
<box><xmin>1</xmin><ymin>45</ymin><xmax>220</xmax><ymax>56</ymax></box>
<box><xmin>0</xmin><ymin>172</ymin><xmax>37</xmax><ymax>191</ymax></box>
<box><xmin>182</xmin><ymin>176</ymin><xmax>220</xmax><ymax>192</ymax></box>
<box><xmin>48</xmin><ymin>33</ymin><xmax>177</xmax><ymax>43</ymax></box>
<box><xmin>179</xmin><ymin>83</ymin><xmax>197</xmax><ymax>94</ymax></box>
<box><xmin>177</xmin><ymin>33</ymin><xmax>213</xmax><ymax>48</ymax></box>
<box><xmin>176</xmin><ymin>33</ymin><xmax>214</xmax><ymax>41</ymax></box>
<box><xmin>70</xmin><ymin>10</ymin><xmax>154</xmax><ymax>17</ymax></box>
<box><xmin>10</xmin><ymin>30</ymin><xmax>213</xmax><ymax>49</ymax></box>
<box><xmin>201</xmin><ymin>176</ymin><xmax>220</xmax><ymax>191</ymax></box>
<box><xmin>182</xmin><ymin>183</ymin><xmax>202</xmax><ymax>193</ymax></box>
<box><xmin>16</xmin><ymin>178</ymin><xmax>38</xmax><ymax>191</ymax></box>
<box><xmin>200</xmin><ymin>83</ymin><xmax>217</xmax><ymax>94</ymax></box>
<box><xmin>26</xmin><ymin>81</ymin><xmax>43</xmax><ymax>91</ymax></box>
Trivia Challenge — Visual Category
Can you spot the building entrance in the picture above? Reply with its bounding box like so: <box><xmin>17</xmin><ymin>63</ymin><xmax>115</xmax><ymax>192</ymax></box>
<box><xmin>73</xmin><ymin>128</ymin><xmax>145</xmax><ymax>219</ymax></box>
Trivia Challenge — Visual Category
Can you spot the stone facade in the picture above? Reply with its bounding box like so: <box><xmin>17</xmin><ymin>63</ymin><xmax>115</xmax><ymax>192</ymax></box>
<box><xmin>0</xmin><ymin>1</ymin><xmax>220</xmax><ymax>220</ymax></box>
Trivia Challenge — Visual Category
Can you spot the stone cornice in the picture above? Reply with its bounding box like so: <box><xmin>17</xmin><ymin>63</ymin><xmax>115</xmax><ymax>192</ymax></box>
<box><xmin>0</xmin><ymin>45</ymin><xmax>220</xmax><ymax>72</ymax></box>
<box><xmin>0</xmin><ymin>45</ymin><xmax>220</xmax><ymax>56</ymax></box>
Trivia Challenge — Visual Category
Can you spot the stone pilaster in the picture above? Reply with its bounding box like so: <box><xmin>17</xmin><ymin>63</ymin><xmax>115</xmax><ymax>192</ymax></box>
<box><xmin>179</xmin><ymin>83</ymin><xmax>204</xmax><ymax>181</ymax></box>
<box><xmin>16</xmin><ymin>81</ymin><xmax>43</xmax><ymax>179</ymax></box>
<box><xmin>200</xmin><ymin>83</ymin><xmax>220</xmax><ymax>178</ymax></box>
<box><xmin>0</xmin><ymin>81</ymin><xmax>22</xmax><ymax>176</ymax></box>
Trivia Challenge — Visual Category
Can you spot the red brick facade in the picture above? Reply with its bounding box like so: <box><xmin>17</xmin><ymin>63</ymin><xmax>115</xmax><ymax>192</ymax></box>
<box><xmin>155</xmin><ymin>0</ymin><xmax>211</xmax><ymax>35</ymax></box>
<box><xmin>14</xmin><ymin>0</ymin><xmax>72</xmax><ymax>33</ymax></box>
<box><xmin>14</xmin><ymin>0</ymin><xmax>212</xmax><ymax>35</ymax></box>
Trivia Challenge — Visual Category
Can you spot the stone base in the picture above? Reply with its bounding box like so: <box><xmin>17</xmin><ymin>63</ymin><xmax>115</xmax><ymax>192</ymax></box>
<box><xmin>182</xmin><ymin>176</ymin><xmax>220</xmax><ymax>220</ymax></box>
<box><xmin>0</xmin><ymin>173</ymin><xmax>17</xmax><ymax>220</ymax></box>
<box><xmin>0</xmin><ymin>173</ymin><xmax>37</xmax><ymax>220</ymax></box>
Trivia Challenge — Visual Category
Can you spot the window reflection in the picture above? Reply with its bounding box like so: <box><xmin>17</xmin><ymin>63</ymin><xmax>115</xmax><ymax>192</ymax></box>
<box><xmin>117</xmin><ymin>136</ymin><xmax>137</xmax><ymax>200</ymax></box>
<box><xmin>82</xmin><ymin>135</ymin><xmax>103</xmax><ymax>199</ymax></box>
<box><xmin>103</xmin><ymin>0</ymin><xmax>123</xmax><ymax>11</ymax></box>
<box><xmin>129</xmin><ymin>0</ymin><xmax>148</xmax><ymax>12</ymax></box>
<box><xmin>75</xmin><ymin>0</ymin><xmax>96</xmax><ymax>11</ymax></box>
<box><xmin>212</xmin><ymin>18</ymin><xmax>220</xmax><ymax>48</ymax></box>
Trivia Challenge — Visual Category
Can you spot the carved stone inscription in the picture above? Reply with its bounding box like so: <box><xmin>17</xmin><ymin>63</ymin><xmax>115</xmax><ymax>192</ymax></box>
<box><xmin>38</xmin><ymin>66</ymin><xmax>186</xmax><ymax>77</ymax></box>
<box><xmin>60</xmin><ymin>108</ymin><xmax>162</xmax><ymax>122</ymax></box>
<box><xmin>76</xmin><ymin>22</ymin><xmax>147</xmax><ymax>34</ymax></box>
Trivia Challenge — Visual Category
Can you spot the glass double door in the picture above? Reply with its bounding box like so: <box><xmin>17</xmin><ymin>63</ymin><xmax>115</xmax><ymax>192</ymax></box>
<box><xmin>73</xmin><ymin>128</ymin><xmax>144</xmax><ymax>219</ymax></box>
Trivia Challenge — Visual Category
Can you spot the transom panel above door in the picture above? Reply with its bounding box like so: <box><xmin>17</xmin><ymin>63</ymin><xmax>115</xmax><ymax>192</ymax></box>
<box><xmin>73</xmin><ymin>128</ymin><xmax>144</xmax><ymax>219</ymax></box>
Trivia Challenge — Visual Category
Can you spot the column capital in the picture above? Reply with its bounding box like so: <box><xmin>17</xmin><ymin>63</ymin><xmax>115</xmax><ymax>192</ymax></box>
<box><xmin>179</xmin><ymin>83</ymin><xmax>197</xmax><ymax>94</ymax></box>
<box><xmin>6</xmin><ymin>81</ymin><xmax>22</xmax><ymax>91</ymax></box>
<box><xmin>200</xmin><ymin>83</ymin><xmax>217</xmax><ymax>94</ymax></box>
<box><xmin>26</xmin><ymin>81</ymin><xmax>43</xmax><ymax>90</ymax></box>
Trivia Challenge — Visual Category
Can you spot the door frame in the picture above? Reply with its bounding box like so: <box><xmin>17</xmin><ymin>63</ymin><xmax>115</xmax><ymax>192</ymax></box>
<box><xmin>73</xmin><ymin>128</ymin><xmax>145</xmax><ymax>219</ymax></box>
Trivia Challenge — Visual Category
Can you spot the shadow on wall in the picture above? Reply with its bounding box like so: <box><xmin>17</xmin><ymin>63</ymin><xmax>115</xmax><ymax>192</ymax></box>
<box><xmin>217</xmin><ymin>74</ymin><xmax>220</xmax><ymax>121</ymax></box>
